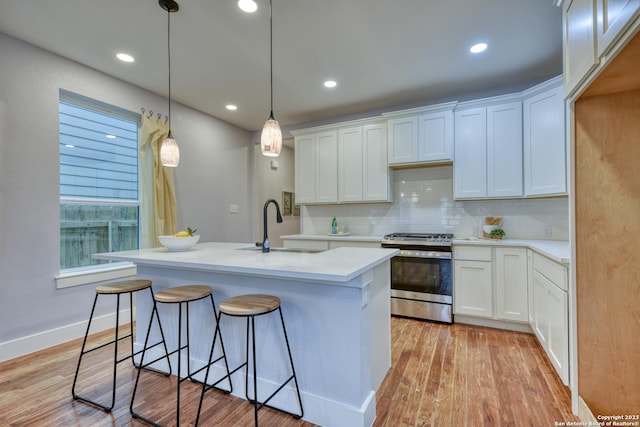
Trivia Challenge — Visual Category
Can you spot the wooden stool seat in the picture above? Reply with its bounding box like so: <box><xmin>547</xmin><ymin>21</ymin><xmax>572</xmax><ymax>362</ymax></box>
<box><xmin>219</xmin><ymin>294</ymin><xmax>280</xmax><ymax>316</ymax></box>
<box><xmin>95</xmin><ymin>279</ymin><xmax>152</xmax><ymax>295</ymax></box>
<box><xmin>154</xmin><ymin>285</ymin><xmax>212</xmax><ymax>303</ymax></box>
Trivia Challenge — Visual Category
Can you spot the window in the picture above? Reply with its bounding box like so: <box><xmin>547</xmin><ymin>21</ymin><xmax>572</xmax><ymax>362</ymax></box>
<box><xmin>59</xmin><ymin>93</ymin><xmax>140</xmax><ymax>271</ymax></box>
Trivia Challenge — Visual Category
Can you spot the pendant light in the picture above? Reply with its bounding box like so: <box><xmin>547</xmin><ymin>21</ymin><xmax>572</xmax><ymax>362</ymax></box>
<box><xmin>260</xmin><ymin>0</ymin><xmax>282</xmax><ymax>157</ymax></box>
<box><xmin>159</xmin><ymin>0</ymin><xmax>180</xmax><ymax>167</ymax></box>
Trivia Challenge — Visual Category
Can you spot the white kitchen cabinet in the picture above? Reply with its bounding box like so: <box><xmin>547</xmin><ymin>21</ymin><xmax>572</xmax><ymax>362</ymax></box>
<box><xmin>294</xmin><ymin>134</ymin><xmax>316</xmax><ymax>204</ymax></box>
<box><xmin>361</xmin><ymin>123</ymin><xmax>391</xmax><ymax>201</ymax></box>
<box><xmin>294</xmin><ymin>130</ymin><xmax>338</xmax><ymax>204</ymax></box>
<box><xmin>564</xmin><ymin>0</ymin><xmax>640</xmax><ymax>96</ymax></box>
<box><xmin>454</xmin><ymin>101</ymin><xmax>523</xmax><ymax>199</ymax></box>
<box><xmin>418</xmin><ymin>110</ymin><xmax>454</xmax><ymax>162</ymax></box>
<box><xmin>338</xmin><ymin>122</ymin><xmax>391</xmax><ymax>203</ymax></box>
<box><xmin>563</xmin><ymin>0</ymin><xmax>598</xmax><ymax>95</ymax></box>
<box><xmin>386</xmin><ymin>116</ymin><xmax>418</xmax><ymax>164</ymax></box>
<box><xmin>295</xmin><ymin>119</ymin><xmax>390</xmax><ymax>205</ymax></box>
<box><xmin>523</xmin><ymin>84</ymin><xmax>566</xmax><ymax>196</ymax></box>
<box><xmin>531</xmin><ymin>252</ymin><xmax>569</xmax><ymax>385</ymax></box>
<box><xmin>338</xmin><ymin>126</ymin><xmax>363</xmax><ymax>202</ymax></box>
<box><xmin>596</xmin><ymin>0</ymin><xmax>640</xmax><ymax>57</ymax></box>
<box><xmin>487</xmin><ymin>102</ymin><xmax>523</xmax><ymax>198</ymax></box>
<box><xmin>494</xmin><ymin>247</ymin><xmax>528</xmax><ymax>322</ymax></box>
<box><xmin>454</xmin><ymin>108</ymin><xmax>487</xmax><ymax>198</ymax></box>
<box><xmin>454</xmin><ymin>245</ymin><xmax>528</xmax><ymax>322</ymax></box>
<box><xmin>453</xmin><ymin>246</ymin><xmax>493</xmax><ymax>318</ymax></box>
<box><xmin>385</xmin><ymin>102</ymin><xmax>456</xmax><ymax>166</ymax></box>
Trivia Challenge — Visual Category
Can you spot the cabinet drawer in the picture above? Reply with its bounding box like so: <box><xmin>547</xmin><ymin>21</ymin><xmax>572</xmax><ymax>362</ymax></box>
<box><xmin>454</xmin><ymin>246</ymin><xmax>492</xmax><ymax>261</ymax></box>
<box><xmin>533</xmin><ymin>253</ymin><xmax>568</xmax><ymax>291</ymax></box>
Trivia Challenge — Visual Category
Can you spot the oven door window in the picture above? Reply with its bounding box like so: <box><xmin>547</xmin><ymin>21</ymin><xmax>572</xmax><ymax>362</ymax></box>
<box><xmin>391</xmin><ymin>256</ymin><xmax>451</xmax><ymax>295</ymax></box>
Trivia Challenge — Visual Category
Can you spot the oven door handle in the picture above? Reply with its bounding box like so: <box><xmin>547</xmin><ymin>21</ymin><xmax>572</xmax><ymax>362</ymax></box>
<box><xmin>398</xmin><ymin>250</ymin><xmax>452</xmax><ymax>259</ymax></box>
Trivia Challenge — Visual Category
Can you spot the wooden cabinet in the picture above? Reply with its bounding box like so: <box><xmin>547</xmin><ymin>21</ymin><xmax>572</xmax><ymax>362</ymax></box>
<box><xmin>494</xmin><ymin>247</ymin><xmax>528</xmax><ymax>322</ymax></box>
<box><xmin>454</xmin><ymin>245</ymin><xmax>528</xmax><ymax>322</ymax></box>
<box><xmin>523</xmin><ymin>83</ymin><xmax>566</xmax><ymax>196</ymax></box>
<box><xmin>454</xmin><ymin>101</ymin><xmax>522</xmax><ymax>199</ymax></box>
<box><xmin>530</xmin><ymin>252</ymin><xmax>569</xmax><ymax>385</ymax></box>
<box><xmin>294</xmin><ymin>119</ymin><xmax>390</xmax><ymax>205</ymax></box>
<box><xmin>294</xmin><ymin>130</ymin><xmax>338</xmax><ymax>204</ymax></box>
<box><xmin>385</xmin><ymin>102</ymin><xmax>456</xmax><ymax>166</ymax></box>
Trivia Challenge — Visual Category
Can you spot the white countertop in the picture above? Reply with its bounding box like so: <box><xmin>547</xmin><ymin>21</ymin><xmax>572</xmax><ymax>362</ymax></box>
<box><xmin>280</xmin><ymin>233</ymin><xmax>385</xmax><ymax>242</ymax></box>
<box><xmin>453</xmin><ymin>238</ymin><xmax>570</xmax><ymax>264</ymax></box>
<box><xmin>94</xmin><ymin>241</ymin><xmax>399</xmax><ymax>286</ymax></box>
<box><xmin>281</xmin><ymin>233</ymin><xmax>570</xmax><ymax>264</ymax></box>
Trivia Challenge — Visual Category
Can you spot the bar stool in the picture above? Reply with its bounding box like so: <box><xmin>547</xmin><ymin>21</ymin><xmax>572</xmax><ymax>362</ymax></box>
<box><xmin>196</xmin><ymin>294</ymin><xmax>303</xmax><ymax>426</ymax></box>
<box><xmin>130</xmin><ymin>285</ymin><xmax>232</xmax><ymax>427</ymax></box>
<box><xmin>72</xmin><ymin>279</ymin><xmax>171</xmax><ymax>412</ymax></box>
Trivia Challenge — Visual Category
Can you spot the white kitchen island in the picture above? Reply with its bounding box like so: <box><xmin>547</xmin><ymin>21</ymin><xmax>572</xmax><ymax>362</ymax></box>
<box><xmin>94</xmin><ymin>242</ymin><xmax>398</xmax><ymax>427</ymax></box>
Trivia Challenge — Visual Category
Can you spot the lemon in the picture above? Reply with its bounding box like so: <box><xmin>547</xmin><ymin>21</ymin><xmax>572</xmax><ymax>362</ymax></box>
<box><xmin>174</xmin><ymin>231</ymin><xmax>190</xmax><ymax>237</ymax></box>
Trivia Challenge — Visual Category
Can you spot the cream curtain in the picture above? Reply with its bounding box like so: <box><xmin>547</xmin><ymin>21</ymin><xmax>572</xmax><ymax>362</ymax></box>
<box><xmin>139</xmin><ymin>114</ymin><xmax>177</xmax><ymax>248</ymax></box>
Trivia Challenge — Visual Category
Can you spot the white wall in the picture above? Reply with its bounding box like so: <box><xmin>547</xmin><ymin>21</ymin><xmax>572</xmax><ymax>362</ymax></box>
<box><xmin>252</xmin><ymin>143</ymin><xmax>299</xmax><ymax>247</ymax></box>
<box><xmin>0</xmin><ymin>33</ymin><xmax>253</xmax><ymax>358</ymax></box>
<box><xmin>302</xmin><ymin>166</ymin><xmax>569</xmax><ymax>240</ymax></box>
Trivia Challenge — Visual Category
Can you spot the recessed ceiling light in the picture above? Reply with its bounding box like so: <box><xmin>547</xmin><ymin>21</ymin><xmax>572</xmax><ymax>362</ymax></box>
<box><xmin>324</xmin><ymin>80</ymin><xmax>337</xmax><ymax>88</ymax></box>
<box><xmin>226</xmin><ymin>104</ymin><xmax>238</xmax><ymax>111</ymax></box>
<box><xmin>470</xmin><ymin>43</ymin><xmax>488</xmax><ymax>54</ymax></box>
<box><xmin>116</xmin><ymin>53</ymin><xmax>135</xmax><ymax>63</ymax></box>
<box><xmin>238</xmin><ymin>0</ymin><xmax>257</xmax><ymax>13</ymax></box>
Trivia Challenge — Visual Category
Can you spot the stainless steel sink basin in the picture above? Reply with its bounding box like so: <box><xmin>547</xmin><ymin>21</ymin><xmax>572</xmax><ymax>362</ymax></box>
<box><xmin>237</xmin><ymin>246</ymin><xmax>324</xmax><ymax>254</ymax></box>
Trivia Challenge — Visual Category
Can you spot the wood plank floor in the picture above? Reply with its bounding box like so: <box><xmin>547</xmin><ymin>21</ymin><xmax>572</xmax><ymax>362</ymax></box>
<box><xmin>0</xmin><ymin>317</ymin><xmax>579</xmax><ymax>426</ymax></box>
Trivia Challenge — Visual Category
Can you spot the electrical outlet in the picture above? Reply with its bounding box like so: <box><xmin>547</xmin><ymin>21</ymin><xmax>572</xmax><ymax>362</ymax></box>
<box><xmin>229</xmin><ymin>204</ymin><xmax>239</xmax><ymax>214</ymax></box>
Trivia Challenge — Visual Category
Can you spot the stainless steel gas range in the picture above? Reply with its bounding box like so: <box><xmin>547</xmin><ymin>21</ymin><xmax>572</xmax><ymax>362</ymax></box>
<box><xmin>381</xmin><ymin>233</ymin><xmax>453</xmax><ymax>323</ymax></box>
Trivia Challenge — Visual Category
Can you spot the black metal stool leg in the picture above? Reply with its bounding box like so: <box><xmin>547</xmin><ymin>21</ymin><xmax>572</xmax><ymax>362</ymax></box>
<box><xmin>278</xmin><ymin>307</ymin><xmax>304</xmax><ymax>419</ymax></box>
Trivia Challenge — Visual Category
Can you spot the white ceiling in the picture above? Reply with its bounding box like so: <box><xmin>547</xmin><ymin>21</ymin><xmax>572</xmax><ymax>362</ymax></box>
<box><xmin>0</xmin><ymin>0</ymin><xmax>563</xmax><ymax>132</ymax></box>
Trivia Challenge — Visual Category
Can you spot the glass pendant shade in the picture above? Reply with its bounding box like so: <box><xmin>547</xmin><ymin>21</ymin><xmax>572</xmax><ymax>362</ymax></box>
<box><xmin>160</xmin><ymin>132</ymin><xmax>180</xmax><ymax>167</ymax></box>
<box><xmin>261</xmin><ymin>116</ymin><xmax>282</xmax><ymax>157</ymax></box>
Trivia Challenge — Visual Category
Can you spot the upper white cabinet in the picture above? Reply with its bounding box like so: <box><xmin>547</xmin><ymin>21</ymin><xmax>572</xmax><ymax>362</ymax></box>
<box><xmin>384</xmin><ymin>102</ymin><xmax>456</xmax><ymax>166</ymax></box>
<box><xmin>454</xmin><ymin>100</ymin><xmax>523</xmax><ymax>199</ymax></box>
<box><xmin>294</xmin><ymin>119</ymin><xmax>391</xmax><ymax>205</ymax></box>
<box><xmin>294</xmin><ymin>130</ymin><xmax>338</xmax><ymax>204</ymax></box>
<box><xmin>597</xmin><ymin>0</ymin><xmax>640</xmax><ymax>56</ymax></box>
<box><xmin>564</xmin><ymin>0</ymin><xmax>598</xmax><ymax>95</ymax></box>
<box><xmin>338</xmin><ymin>122</ymin><xmax>391</xmax><ymax>203</ymax></box>
<box><xmin>563</xmin><ymin>0</ymin><xmax>640</xmax><ymax>95</ymax></box>
<box><xmin>523</xmin><ymin>83</ymin><xmax>566</xmax><ymax>196</ymax></box>
<box><xmin>454</xmin><ymin>108</ymin><xmax>487</xmax><ymax>198</ymax></box>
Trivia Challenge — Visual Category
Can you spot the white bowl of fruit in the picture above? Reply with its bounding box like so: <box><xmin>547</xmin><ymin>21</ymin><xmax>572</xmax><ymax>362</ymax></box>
<box><xmin>158</xmin><ymin>228</ymin><xmax>200</xmax><ymax>251</ymax></box>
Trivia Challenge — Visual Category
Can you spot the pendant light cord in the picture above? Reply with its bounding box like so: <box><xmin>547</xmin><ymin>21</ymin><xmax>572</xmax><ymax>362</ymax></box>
<box><xmin>269</xmin><ymin>0</ymin><xmax>274</xmax><ymax>120</ymax></box>
<box><xmin>167</xmin><ymin>6</ymin><xmax>172</xmax><ymax>131</ymax></box>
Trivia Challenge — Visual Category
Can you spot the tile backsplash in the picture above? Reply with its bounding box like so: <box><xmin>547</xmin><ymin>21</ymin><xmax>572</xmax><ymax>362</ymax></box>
<box><xmin>300</xmin><ymin>166</ymin><xmax>569</xmax><ymax>240</ymax></box>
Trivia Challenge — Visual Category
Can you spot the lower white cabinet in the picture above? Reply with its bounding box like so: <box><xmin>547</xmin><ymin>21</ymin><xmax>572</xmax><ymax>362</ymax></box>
<box><xmin>495</xmin><ymin>247</ymin><xmax>528</xmax><ymax>322</ymax></box>
<box><xmin>454</xmin><ymin>258</ymin><xmax>493</xmax><ymax>317</ymax></box>
<box><xmin>454</xmin><ymin>246</ymin><xmax>528</xmax><ymax>322</ymax></box>
<box><xmin>531</xmin><ymin>252</ymin><xmax>569</xmax><ymax>385</ymax></box>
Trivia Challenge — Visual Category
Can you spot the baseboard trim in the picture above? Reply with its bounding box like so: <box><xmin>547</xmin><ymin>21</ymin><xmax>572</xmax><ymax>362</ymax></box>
<box><xmin>578</xmin><ymin>395</ymin><xmax>598</xmax><ymax>423</ymax></box>
<box><xmin>0</xmin><ymin>309</ymin><xmax>132</xmax><ymax>362</ymax></box>
<box><xmin>454</xmin><ymin>315</ymin><xmax>534</xmax><ymax>333</ymax></box>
